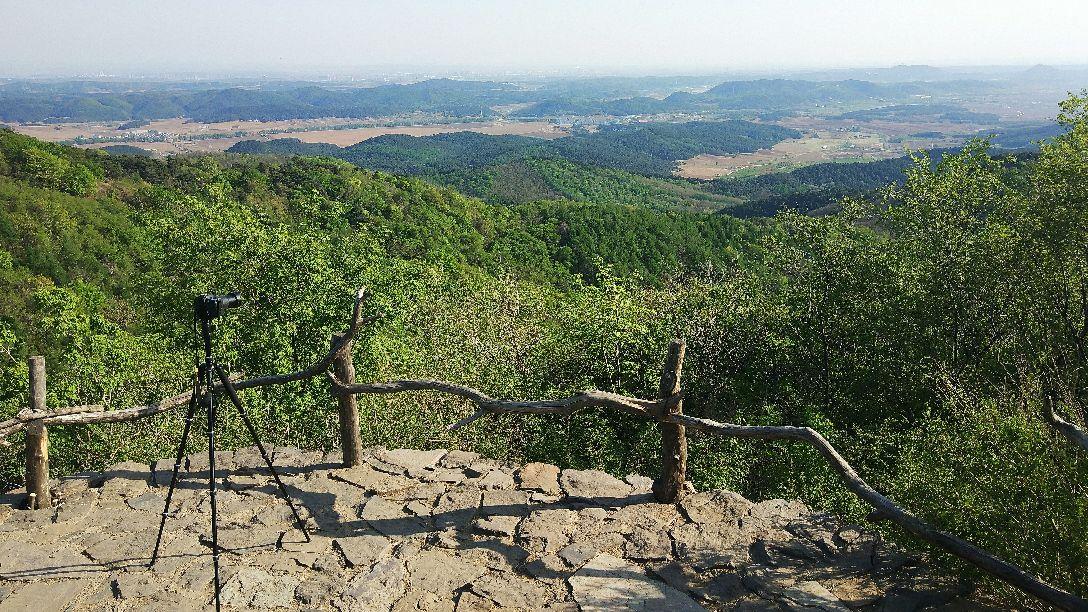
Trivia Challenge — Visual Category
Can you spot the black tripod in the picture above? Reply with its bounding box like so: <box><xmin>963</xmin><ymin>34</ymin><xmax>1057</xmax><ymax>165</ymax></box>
<box><xmin>149</xmin><ymin>293</ymin><xmax>311</xmax><ymax>611</ymax></box>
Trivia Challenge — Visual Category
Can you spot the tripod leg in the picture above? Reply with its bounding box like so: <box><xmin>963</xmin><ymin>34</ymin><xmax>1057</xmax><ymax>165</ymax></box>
<box><xmin>213</xmin><ymin>363</ymin><xmax>311</xmax><ymax>542</ymax></box>
<box><xmin>150</xmin><ymin>377</ymin><xmax>200</xmax><ymax>567</ymax></box>
<box><xmin>206</xmin><ymin>366</ymin><xmax>223</xmax><ymax>612</ymax></box>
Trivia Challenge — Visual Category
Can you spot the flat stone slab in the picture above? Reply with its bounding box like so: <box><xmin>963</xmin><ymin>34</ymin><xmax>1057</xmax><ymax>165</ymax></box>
<box><xmin>560</xmin><ymin>469</ymin><xmax>632</xmax><ymax>502</ymax></box>
<box><xmin>0</xmin><ymin>446</ymin><xmax>970</xmax><ymax>611</ymax></box>
<box><xmin>570</xmin><ymin>553</ymin><xmax>706</xmax><ymax>611</ymax></box>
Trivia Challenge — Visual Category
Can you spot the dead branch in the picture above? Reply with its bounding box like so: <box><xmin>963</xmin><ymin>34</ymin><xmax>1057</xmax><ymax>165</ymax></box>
<box><xmin>327</xmin><ymin>374</ymin><xmax>677</xmax><ymax>422</ymax></box>
<box><xmin>0</xmin><ymin>404</ymin><xmax>103</xmax><ymax>439</ymax></box>
<box><xmin>327</xmin><ymin>373</ymin><xmax>1085</xmax><ymax>611</ymax></box>
<box><xmin>227</xmin><ymin>287</ymin><xmax>373</xmax><ymax>392</ymax></box>
<box><xmin>1044</xmin><ymin>398</ymin><xmax>1088</xmax><ymax>453</ymax></box>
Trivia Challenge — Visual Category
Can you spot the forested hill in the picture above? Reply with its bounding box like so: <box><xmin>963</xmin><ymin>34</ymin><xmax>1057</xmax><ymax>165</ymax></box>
<box><xmin>0</xmin><ymin>127</ymin><xmax>764</xmax><ymax>348</ymax></box>
<box><xmin>228</xmin><ymin>120</ymin><xmax>801</xmax><ymax>176</ymax></box>
<box><xmin>228</xmin><ymin>120</ymin><xmax>801</xmax><ymax>213</ymax></box>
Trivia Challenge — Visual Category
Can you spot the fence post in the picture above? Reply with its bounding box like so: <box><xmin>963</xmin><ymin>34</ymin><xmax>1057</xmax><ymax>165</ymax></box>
<box><xmin>653</xmin><ymin>339</ymin><xmax>687</xmax><ymax>503</ymax></box>
<box><xmin>332</xmin><ymin>333</ymin><xmax>363</xmax><ymax>467</ymax></box>
<box><xmin>25</xmin><ymin>356</ymin><xmax>50</xmax><ymax>510</ymax></box>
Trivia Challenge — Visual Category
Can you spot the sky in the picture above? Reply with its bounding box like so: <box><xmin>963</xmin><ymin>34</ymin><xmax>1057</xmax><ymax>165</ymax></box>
<box><xmin>2</xmin><ymin>0</ymin><xmax>1087</xmax><ymax>77</ymax></box>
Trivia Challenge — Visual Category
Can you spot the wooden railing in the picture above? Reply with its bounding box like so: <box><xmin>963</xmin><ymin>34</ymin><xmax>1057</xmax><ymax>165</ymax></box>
<box><xmin>1</xmin><ymin>288</ymin><xmax>1085</xmax><ymax>611</ymax></box>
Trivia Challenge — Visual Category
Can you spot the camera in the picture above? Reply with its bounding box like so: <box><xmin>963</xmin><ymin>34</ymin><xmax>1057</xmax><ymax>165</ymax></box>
<box><xmin>194</xmin><ymin>292</ymin><xmax>243</xmax><ymax>321</ymax></box>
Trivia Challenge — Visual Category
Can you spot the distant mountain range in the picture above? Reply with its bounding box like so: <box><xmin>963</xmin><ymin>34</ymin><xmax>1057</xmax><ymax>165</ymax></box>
<box><xmin>2</xmin><ymin>67</ymin><xmax>1082</xmax><ymax>124</ymax></box>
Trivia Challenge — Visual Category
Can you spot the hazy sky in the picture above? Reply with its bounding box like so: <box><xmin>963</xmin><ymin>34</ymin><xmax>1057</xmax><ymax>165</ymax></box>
<box><xmin>3</xmin><ymin>0</ymin><xmax>1086</xmax><ymax>76</ymax></box>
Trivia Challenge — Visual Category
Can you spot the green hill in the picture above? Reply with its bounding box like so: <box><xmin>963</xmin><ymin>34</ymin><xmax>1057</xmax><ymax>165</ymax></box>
<box><xmin>228</xmin><ymin>120</ymin><xmax>801</xmax><ymax>177</ymax></box>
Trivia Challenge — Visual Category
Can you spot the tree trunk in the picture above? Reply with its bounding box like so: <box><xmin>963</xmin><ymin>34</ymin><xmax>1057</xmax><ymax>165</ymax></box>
<box><xmin>653</xmin><ymin>339</ymin><xmax>687</xmax><ymax>503</ymax></box>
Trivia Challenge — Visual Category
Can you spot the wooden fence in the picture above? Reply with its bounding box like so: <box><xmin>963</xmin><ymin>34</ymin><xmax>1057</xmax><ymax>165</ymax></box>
<box><xmin>1</xmin><ymin>288</ymin><xmax>1085</xmax><ymax>611</ymax></box>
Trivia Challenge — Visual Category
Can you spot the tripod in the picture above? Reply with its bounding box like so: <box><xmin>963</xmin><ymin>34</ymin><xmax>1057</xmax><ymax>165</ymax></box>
<box><xmin>149</xmin><ymin>293</ymin><xmax>311</xmax><ymax>611</ymax></box>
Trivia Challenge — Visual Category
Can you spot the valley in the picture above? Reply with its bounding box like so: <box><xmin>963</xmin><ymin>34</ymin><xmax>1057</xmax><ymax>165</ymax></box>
<box><xmin>8</xmin><ymin>117</ymin><xmax>568</xmax><ymax>155</ymax></box>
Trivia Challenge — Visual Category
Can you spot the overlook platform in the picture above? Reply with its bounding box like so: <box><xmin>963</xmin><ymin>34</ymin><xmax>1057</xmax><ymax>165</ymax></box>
<box><xmin>0</xmin><ymin>446</ymin><xmax>973</xmax><ymax>611</ymax></box>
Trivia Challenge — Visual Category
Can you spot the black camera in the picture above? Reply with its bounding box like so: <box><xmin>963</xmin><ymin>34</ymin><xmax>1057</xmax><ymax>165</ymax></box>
<box><xmin>194</xmin><ymin>292</ymin><xmax>243</xmax><ymax>321</ymax></box>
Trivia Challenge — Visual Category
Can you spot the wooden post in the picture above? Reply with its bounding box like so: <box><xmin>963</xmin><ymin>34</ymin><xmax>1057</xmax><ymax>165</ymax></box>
<box><xmin>332</xmin><ymin>333</ymin><xmax>363</xmax><ymax>467</ymax></box>
<box><xmin>652</xmin><ymin>339</ymin><xmax>687</xmax><ymax>503</ymax></box>
<box><xmin>25</xmin><ymin>356</ymin><xmax>50</xmax><ymax>509</ymax></box>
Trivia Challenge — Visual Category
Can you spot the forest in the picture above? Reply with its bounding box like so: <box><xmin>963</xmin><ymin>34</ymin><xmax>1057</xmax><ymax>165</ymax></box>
<box><xmin>0</xmin><ymin>93</ymin><xmax>1087</xmax><ymax>606</ymax></box>
<box><xmin>228</xmin><ymin>120</ymin><xmax>802</xmax><ymax>176</ymax></box>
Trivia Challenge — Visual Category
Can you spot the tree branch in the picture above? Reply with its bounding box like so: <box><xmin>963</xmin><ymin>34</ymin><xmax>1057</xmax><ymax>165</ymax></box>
<box><xmin>327</xmin><ymin>373</ymin><xmax>1085</xmax><ymax>611</ymax></box>
<box><xmin>227</xmin><ymin>287</ymin><xmax>373</xmax><ymax>392</ymax></box>
<box><xmin>1044</xmin><ymin>397</ymin><xmax>1088</xmax><ymax>453</ymax></box>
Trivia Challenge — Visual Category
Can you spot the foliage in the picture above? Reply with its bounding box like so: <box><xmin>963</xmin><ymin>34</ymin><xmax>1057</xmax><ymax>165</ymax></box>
<box><xmin>0</xmin><ymin>95</ymin><xmax>1087</xmax><ymax>604</ymax></box>
<box><xmin>448</xmin><ymin>157</ymin><xmax>740</xmax><ymax>212</ymax></box>
<box><xmin>228</xmin><ymin>119</ymin><xmax>800</xmax><ymax>177</ymax></box>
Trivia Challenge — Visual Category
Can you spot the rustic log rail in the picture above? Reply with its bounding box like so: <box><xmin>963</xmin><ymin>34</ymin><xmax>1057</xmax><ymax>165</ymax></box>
<box><xmin>2</xmin><ymin>288</ymin><xmax>1085</xmax><ymax>610</ymax></box>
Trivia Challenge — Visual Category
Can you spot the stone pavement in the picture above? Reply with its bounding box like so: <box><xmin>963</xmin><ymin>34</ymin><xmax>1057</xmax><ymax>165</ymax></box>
<box><xmin>0</xmin><ymin>446</ymin><xmax>977</xmax><ymax>611</ymax></box>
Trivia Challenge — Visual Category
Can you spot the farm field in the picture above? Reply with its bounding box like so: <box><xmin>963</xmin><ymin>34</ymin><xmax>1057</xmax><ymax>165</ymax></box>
<box><xmin>5</xmin><ymin>117</ymin><xmax>569</xmax><ymax>156</ymax></box>
<box><xmin>675</xmin><ymin>118</ymin><xmax>983</xmax><ymax>179</ymax></box>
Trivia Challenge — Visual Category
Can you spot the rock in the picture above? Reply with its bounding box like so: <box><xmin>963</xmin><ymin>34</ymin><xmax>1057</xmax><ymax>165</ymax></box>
<box><xmin>826</xmin><ymin>575</ymin><xmax>884</xmax><ymax>608</ymax></box>
<box><xmin>335</xmin><ymin>533</ymin><xmax>392</xmax><ymax>568</ymax></box>
<box><xmin>219</xmin><ymin>566</ymin><xmax>300</xmax><ymax>608</ymax></box>
<box><xmin>295</xmin><ymin>572</ymin><xmax>341</xmax><ymax>606</ymax></box>
<box><xmin>455</xmin><ymin>590</ymin><xmax>498</xmax><ymax>611</ymax></box>
<box><xmin>522</xmin><ymin>554</ymin><xmax>570</xmax><ymax>580</ymax></box>
<box><xmin>1</xmin><ymin>579</ymin><xmax>93</xmax><ymax>609</ymax></box>
<box><xmin>701</xmin><ymin>572</ymin><xmax>749</xmax><ymax>603</ymax></box>
<box><xmin>0</xmin><ymin>446</ymin><xmax>965</xmax><ymax>612</ymax></box>
<box><xmin>393</xmin><ymin>589</ymin><xmax>457</xmax><ymax>611</ymax></box>
<box><xmin>671</xmin><ymin>522</ymin><xmax>750</xmax><ymax>571</ymax></box>
<box><xmin>732</xmin><ymin>595</ymin><xmax>784</xmax><ymax>611</ymax></box>
<box><xmin>467</xmin><ymin>571</ymin><xmax>548</xmax><ymax>609</ymax></box>
<box><xmin>211</xmin><ymin>525</ymin><xmax>280</xmax><ymax>554</ymax></box>
<box><xmin>0</xmin><ymin>539</ymin><xmax>96</xmax><ymax>581</ymax></box>
<box><xmin>185</xmin><ymin>450</ymin><xmax>235</xmax><ymax>477</ymax></box>
<box><xmin>480</xmin><ymin>489</ymin><xmax>529</xmax><ymax>516</ymax></box>
<box><xmin>433</xmin><ymin>488</ymin><xmax>482</xmax><ymax>531</ymax></box>
<box><xmin>52</xmin><ymin>472</ymin><xmax>96</xmax><ymax>500</ymax></box>
<box><xmin>515</xmin><ymin>462</ymin><xmax>561</xmax><ymax>495</ymax></box>
<box><xmin>345</xmin><ymin>556</ymin><xmax>408</xmax><ymax>609</ymax></box>
<box><xmin>517</xmin><ymin>508</ymin><xmax>579</xmax><ymax>554</ymax></box>
<box><xmin>614</xmin><ymin>502</ymin><xmax>683</xmax><ymax>534</ymax></box>
<box><xmin>440</xmin><ymin>450</ymin><xmax>481</xmax><ymax>468</ymax></box>
<box><xmin>84</xmin><ymin>530</ymin><xmax>159</xmax><ymax>569</ymax></box>
<box><xmin>176</xmin><ymin>557</ymin><xmax>217</xmax><ymax>593</ymax></box>
<box><xmin>113</xmin><ymin>572</ymin><xmax>169</xmax><ymax>599</ymax></box>
<box><xmin>624</xmin><ymin>528</ymin><xmax>673</xmax><ymax>561</ymax></box>
<box><xmin>421</xmin><ymin>468</ymin><xmax>467</xmax><ymax>484</ymax></box>
<box><xmin>748</xmin><ymin>499</ymin><xmax>810</xmax><ymax>528</ymax></box>
<box><xmin>474</xmin><ymin>515</ymin><xmax>521</xmax><ymax>538</ymax></box>
<box><xmin>559</xmin><ymin>469</ymin><xmax>631</xmax><ymax>502</ymax></box>
<box><xmin>463</xmin><ymin>463</ymin><xmax>491</xmax><ymax>479</ymax></box>
<box><xmin>569</xmin><ymin>553</ymin><xmax>706</xmax><ymax>611</ymax></box>
<box><xmin>743</xmin><ymin>567</ymin><xmax>850</xmax><ymax>612</ymax></box>
<box><xmin>649</xmin><ymin>560</ymin><xmax>698</xmax><ymax>593</ymax></box>
<box><xmin>126</xmin><ymin>490</ymin><xmax>164</xmax><ymax>512</ymax></box>
<box><xmin>279</xmin><ymin>533</ymin><xmax>332</xmax><ymax>568</ymax></box>
<box><xmin>405</xmin><ymin>549</ymin><xmax>488</xmax><ymax>595</ymax></box>
<box><xmin>375</xmin><ymin>448</ymin><xmax>448</xmax><ymax>473</ymax></box>
<box><xmin>680</xmin><ymin>490</ymin><xmax>753</xmax><ymax>524</ymax></box>
<box><xmin>558</xmin><ymin>541</ymin><xmax>597</xmax><ymax>567</ymax></box>
<box><xmin>477</xmin><ymin>470</ymin><xmax>515</xmax><ymax>490</ymax></box>
<box><xmin>96</xmin><ymin>460</ymin><xmax>151</xmax><ymax>496</ymax></box>
<box><xmin>362</xmin><ymin>494</ymin><xmax>429</xmax><ymax>538</ymax></box>
<box><xmin>625</xmin><ymin>474</ymin><xmax>654</xmax><ymax>492</ymax></box>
